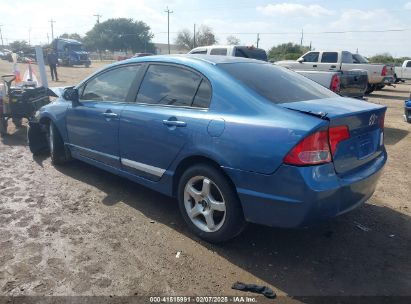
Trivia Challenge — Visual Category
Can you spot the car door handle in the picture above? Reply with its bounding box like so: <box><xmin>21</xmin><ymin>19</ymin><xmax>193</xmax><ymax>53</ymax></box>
<box><xmin>313</xmin><ymin>65</ymin><xmax>317</xmax><ymax>68</ymax></box>
<box><xmin>102</xmin><ymin>112</ymin><xmax>118</xmax><ymax>118</ymax></box>
<box><xmin>162</xmin><ymin>120</ymin><xmax>186</xmax><ymax>127</ymax></box>
<box><xmin>330</xmin><ymin>65</ymin><xmax>337</xmax><ymax>68</ymax></box>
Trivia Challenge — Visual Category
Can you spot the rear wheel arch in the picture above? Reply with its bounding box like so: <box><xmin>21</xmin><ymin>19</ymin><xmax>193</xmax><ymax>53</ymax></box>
<box><xmin>172</xmin><ymin>155</ymin><xmax>237</xmax><ymax>198</ymax></box>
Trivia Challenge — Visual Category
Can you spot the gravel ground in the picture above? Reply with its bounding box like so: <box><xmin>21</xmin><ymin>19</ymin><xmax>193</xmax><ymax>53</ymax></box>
<box><xmin>0</xmin><ymin>60</ymin><xmax>410</xmax><ymax>301</ymax></box>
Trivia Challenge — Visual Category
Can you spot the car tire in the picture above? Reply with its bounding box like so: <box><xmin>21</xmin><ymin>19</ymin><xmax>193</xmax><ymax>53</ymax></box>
<box><xmin>394</xmin><ymin>74</ymin><xmax>398</xmax><ymax>83</ymax></box>
<box><xmin>365</xmin><ymin>83</ymin><xmax>375</xmax><ymax>95</ymax></box>
<box><xmin>406</xmin><ymin>110</ymin><xmax>411</xmax><ymax>124</ymax></box>
<box><xmin>48</xmin><ymin>122</ymin><xmax>70</xmax><ymax>165</ymax></box>
<box><xmin>0</xmin><ymin>117</ymin><xmax>7</xmax><ymax>136</ymax></box>
<box><xmin>27</xmin><ymin>123</ymin><xmax>48</xmax><ymax>155</ymax></box>
<box><xmin>12</xmin><ymin>118</ymin><xmax>22</xmax><ymax>128</ymax></box>
<box><xmin>177</xmin><ymin>164</ymin><xmax>246</xmax><ymax>243</ymax></box>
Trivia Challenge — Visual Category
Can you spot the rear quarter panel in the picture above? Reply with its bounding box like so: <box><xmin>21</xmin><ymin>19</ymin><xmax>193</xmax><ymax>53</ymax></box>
<box><xmin>170</xmin><ymin>65</ymin><xmax>328</xmax><ymax>175</ymax></box>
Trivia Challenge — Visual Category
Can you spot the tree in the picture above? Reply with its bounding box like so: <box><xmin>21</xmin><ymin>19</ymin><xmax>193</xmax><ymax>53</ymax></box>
<box><xmin>368</xmin><ymin>53</ymin><xmax>410</xmax><ymax>65</ymax></box>
<box><xmin>83</xmin><ymin>18</ymin><xmax>154</xmax><ymax>53</ymax></box>
<box><xmin>175</xmin><ymin>25</ymin><xmax>217</xmax><ymax>50</ymax></box>
<box><xmin>9</xmin><ymin>40</ymin><xmax>30</xmax><ymax>52</ymax></box>
<box><xmin>268</xmin><ymin>42</ymin><xmax>311</xmax><ymax>62</ymax></box>
<box><xmin>226</xmin><ymin>35</ymin><xmax>240</xmax><ymax>45</ymax></box>
<box><xmin>59</xmin><ymin>33</ymin><xmax>83</xmax><ymax>42</ymax></box>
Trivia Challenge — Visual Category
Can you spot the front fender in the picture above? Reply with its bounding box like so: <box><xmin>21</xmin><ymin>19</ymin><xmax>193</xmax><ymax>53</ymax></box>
<box><xmin>39</xmin><ymin>99</ymin><xmax>70</xmax><ymax>143</ymax></box>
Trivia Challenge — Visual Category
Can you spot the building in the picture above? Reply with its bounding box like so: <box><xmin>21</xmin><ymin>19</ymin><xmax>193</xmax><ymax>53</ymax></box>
<box><xmin>154</xmin><ymin>43</ymin><xmax>188</xmax><ymax>55</ymax></box>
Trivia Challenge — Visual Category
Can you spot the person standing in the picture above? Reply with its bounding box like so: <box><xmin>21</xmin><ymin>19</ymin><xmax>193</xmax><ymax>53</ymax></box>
<box><xmin>47</xmin><ymin>49</ymin><xmax>59</xmax><ymax>81</ymax></box>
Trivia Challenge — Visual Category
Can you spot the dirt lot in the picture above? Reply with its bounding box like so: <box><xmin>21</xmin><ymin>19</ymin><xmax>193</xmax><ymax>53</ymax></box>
<box><xmin>0</xmin><ymin>60</ymin><xmax>410</xmax><ymax>301</ymax></box>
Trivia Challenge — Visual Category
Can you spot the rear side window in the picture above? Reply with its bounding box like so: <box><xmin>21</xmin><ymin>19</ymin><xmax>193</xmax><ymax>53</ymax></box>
<box><xmin>192</xmin><ymin>79</ymin><xmax>211</xmax><ymax>108</ymax></box>
<box><xmin>210</xmin><ymin>48</ymin><xmax>228</xmax><ymax>55</ymax></box>
<box><xmin>321</xmin><ymin>52</ymin><xmax>338</xmax><ymax>63</ymax></box>
<box><xmin>137</xmin><ymin>65</ymin><xmax>203</xmax><ymax>107</ymax></box>
<box><xmin>81</xmin><ymin>65</ymin><xmax>139</xmax><ymax>102</ymax></box>
<box><xmin>234</xmin><ymin>47</ymin><xmax>267</xmax><ymax>61</ymax></box>
<box><xmin>302</xmin><ymin>52</ymin><xmax>319</xmax><ymax>62</ymax></box>
<box><xmin>219</xmin><ymin>63</ymin><xmax>337</xmax><ymax>104</ymax></box>
<box><xmin>191</xmin><ymin>50</ymin><xmax>207</xmax><ymax>54</ymax></box>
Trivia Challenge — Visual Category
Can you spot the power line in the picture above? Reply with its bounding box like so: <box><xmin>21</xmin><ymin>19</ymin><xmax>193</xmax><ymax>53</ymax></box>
<box><xmin>164</xmin><ymin>7</ymin><xmax>173</xmax><ymax>54</ymax></box>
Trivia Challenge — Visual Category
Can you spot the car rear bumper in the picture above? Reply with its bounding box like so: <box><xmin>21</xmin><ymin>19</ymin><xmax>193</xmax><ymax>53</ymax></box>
<box><xmin>223</xmin><ymin>151</ymin><xmax>386</xmax><ymax>228</ymax></box>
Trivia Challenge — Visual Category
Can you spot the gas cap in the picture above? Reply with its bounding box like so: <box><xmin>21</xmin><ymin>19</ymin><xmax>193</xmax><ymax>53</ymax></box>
<box><xmin>207</xmin><ymin>118</ymin><xmax>225</xmax><ymax>137</ymax></box>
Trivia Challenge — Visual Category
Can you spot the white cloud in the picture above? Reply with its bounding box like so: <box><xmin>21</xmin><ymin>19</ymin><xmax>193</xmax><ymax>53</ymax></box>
<box><xmin>329</xmin><ymin>9</ymin><xmax>400</xmax><ymax>30</ymax></box>
<box><xmin>256</xmin><ymin>3</ymin><xmax>334</xmax><ymax>17</ymax></box>
<box><xmin>405</xmin><ymin>2</ymin><xmax>411</xmax><ymax>9</ymax></box>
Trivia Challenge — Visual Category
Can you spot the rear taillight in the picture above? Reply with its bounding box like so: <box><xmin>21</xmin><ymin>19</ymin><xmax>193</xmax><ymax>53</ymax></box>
<box><xmin>381</xmin><ymin>66</ymin><xmax>387</xmax><ymax>76</ymax></box>
<box><xmin>284</xmin><ymin>126</ymin><xmax>350</xmax><ymax>166</ymax></box>
<box><xmin>379</xmin><ymin>113</ymin><xmax>385</xmax><ymax>129</ymax></box>
<box><xmin>330</xmin><ymin>74</ymin><xmax>340</xmax><ymax>93</ymax></box>
<box><xmin>284</xmin><ymin>130</ymin><xmax>331</xmax><ymax>165</ymax></box>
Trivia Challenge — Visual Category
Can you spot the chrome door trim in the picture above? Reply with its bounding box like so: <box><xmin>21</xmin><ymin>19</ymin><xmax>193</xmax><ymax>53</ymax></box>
<box><xmin>121</xmin><ymin>158</ymin><xmax>166</xmax><ymax>177</ymax></box>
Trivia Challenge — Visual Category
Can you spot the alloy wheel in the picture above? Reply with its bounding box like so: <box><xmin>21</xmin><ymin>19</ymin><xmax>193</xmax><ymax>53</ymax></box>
<box><xmin>183</xmin><ymin>176</ymin><xmax>226</xmax><ymax>233</ymax></box>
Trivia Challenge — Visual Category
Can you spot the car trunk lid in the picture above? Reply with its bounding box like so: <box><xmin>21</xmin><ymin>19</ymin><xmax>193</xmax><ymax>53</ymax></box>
<box><xmin>279</xmin><ymin>97</ymin><xmax>386</xmax><ymax>175</ymax></box>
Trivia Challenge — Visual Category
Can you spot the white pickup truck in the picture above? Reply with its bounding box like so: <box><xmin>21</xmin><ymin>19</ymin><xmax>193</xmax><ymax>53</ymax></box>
<box><xmin>394</xmin><ymin>60</ymin><xmax>411</xmax><ymax>82</ymax></box>
<box><xmin>276</xmin><ymin>51</ymin><xmax>389</xmax><ymax>94</ymax></box>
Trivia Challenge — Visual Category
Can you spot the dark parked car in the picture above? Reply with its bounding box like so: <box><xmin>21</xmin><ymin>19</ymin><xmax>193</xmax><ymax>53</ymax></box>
<box><xmin>405</xmin><ymin>94</ymin><xmax>411</xmax><ymax>123</ymax></box>
<box><xmin>28</xmin><ymin>55</ymin><xmax>387</xmax><ymax>242</ymax></box>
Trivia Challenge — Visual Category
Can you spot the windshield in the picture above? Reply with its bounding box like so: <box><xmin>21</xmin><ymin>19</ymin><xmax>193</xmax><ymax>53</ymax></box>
<box><xmin>352</xmin><ymin>54</ymin><xmax>369</xmax><ymax>64</ymax></box>
<box><xmin>219</xmin><ymin>63</ymin><xmax>337</xmax><ymax>104</ymax></box>
<box><xmin>67</xmin><ymin>44</ymin><xmax>83</xmax><ymax>52</ymax></box>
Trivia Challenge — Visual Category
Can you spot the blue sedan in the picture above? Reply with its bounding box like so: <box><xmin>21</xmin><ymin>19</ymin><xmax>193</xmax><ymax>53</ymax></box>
<box><xmin>28</xmin><ymin>55</ymin><xmax>387</xmax><ymax>242</ymax></box>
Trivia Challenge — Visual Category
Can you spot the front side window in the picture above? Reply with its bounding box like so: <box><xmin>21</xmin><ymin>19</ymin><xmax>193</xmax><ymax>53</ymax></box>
<box><xmin>352</xmin><ymin>54</ymin><xmax>369</xmax><ymax>64</ymax></box>
<box><xmin>137</xmin><ymin>65</ymin><xmax>204</xmax><ymax>107</ymax></box>
<box><xmin>321</xmin><ymin>52</ymin><xmax>338</xmax><ymax>63</ymax></box>
<box><xmin>81</xmin><ymin>65</ymin><xmax>140</xmax><ymax>102</ymax></box>
<box><xmin>210</xmin><ymin>48</ymin><xmax>228</xmax><ymax>56</ymax></box>
<box><xmin>302</xmin><ymin>52</ymin><xmax>319</xmax><ymax>62</ymax></box>
<box><xmin>406</xmin><ymin>61</ymin><xmax>411</xmax><ymax>68</ymax></box>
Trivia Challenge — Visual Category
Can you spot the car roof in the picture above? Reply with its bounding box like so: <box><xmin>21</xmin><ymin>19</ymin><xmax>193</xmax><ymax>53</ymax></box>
<box><xmin>116</xmin><ymin>54</ymin><xmax>266</xmax><ymax>66</ymax></box>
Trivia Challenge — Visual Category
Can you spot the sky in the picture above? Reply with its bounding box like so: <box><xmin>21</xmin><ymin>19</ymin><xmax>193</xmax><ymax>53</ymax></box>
<box><xmin>1</xmin><ymin>0</ymin><xmax>411</xmax><ymax>57</ymax></box>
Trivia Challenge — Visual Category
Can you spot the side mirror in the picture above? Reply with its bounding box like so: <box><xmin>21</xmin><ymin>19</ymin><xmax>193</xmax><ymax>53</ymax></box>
<box><xmin>63</xmin><ymin>87</ymin><xmax>80</xmax><ymax>107</ymax></box>
<box><xmin>297</xmin><ymin>58</ymin><xmax>304</xmax><ymax>63</ymax></box>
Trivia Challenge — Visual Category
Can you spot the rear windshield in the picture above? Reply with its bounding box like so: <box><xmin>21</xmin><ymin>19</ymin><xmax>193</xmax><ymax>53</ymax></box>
<box><xmin>234</xmin><ymin>47</ymin><xmax>268</xmax><ymax>62</ymax></box>
<box><xmin>219</xmin><ymin>63</ymin><xmax>337</xmax><ymax>104</ymax></box>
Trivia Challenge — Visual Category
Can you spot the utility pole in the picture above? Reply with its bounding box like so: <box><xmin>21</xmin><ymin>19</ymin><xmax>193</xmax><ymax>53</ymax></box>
<box><xmin>47</xmin><ymin>33</ymin><xmax>50</xmax><ymax>44</ymax></box>
<box><xmin>0</xmin><ymin>25</ymin><xmax>4</xmax><ymax>48</ymax></box>
<box><xmin>164</xmin><ymin>7</ymin><xmax>173</xmax><ymax>54</ymax></box>
<box><xmin>28</xmin><ymin>27</ymin><xmax>31</xmax><ymax>46</ymax></box>
<box><xmin>256</xmin><ymin>33</ymin><xmax>260</xmax><ymax>48</ymax></box>
<box><xmin>49</xmin><ymin>19</ymin><xmax>55</xmax><ymax>41</ymax></box>
<box><xmin>193</xmin><ymin>24</ymin><xmax>196</xmax><ymax>49</ymax></box>
<box><xmin>93</xmin><ymin>14</ymin><xmax>102</xmax><ymax>24</ymax></box>
<box><xmin>309</xmin><ymin>41</ymin><xmax>312</xmax><ymax>50</ymax></box>
<box><xmin>300</xmin><ymin>28</ymin><xmax>304</xmax><ymax>46</ymax></box>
